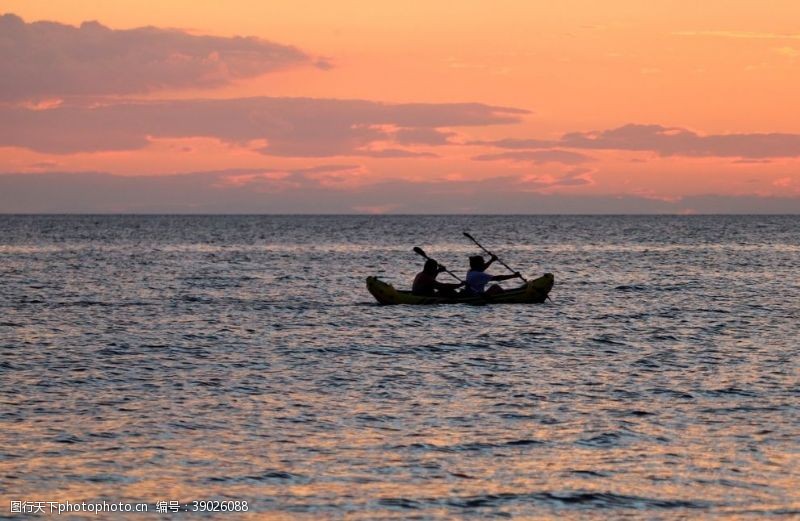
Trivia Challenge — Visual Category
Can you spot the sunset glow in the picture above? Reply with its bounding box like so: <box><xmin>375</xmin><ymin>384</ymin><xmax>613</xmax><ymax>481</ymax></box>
<box><xmin>2</xmin><ymin>0</ymin><xmax>800</xmax><ymax>213</ymax></box>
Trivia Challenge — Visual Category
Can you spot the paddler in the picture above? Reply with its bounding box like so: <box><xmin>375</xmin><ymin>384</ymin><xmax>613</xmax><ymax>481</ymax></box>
<box><xmin>465</xmin><ymin>255</ymin><xmax>522</xmax><ymax>296</ymax></box>
<box><xmin>412</xmin><ymin>259</ymin><xmax>464</xmax><ymax>296</ymax></box>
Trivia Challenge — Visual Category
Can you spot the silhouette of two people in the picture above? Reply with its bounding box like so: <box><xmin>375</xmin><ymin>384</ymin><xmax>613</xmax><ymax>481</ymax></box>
<box><xmin>412</xmin><ymin>255</ymin><xmax>522</xmax><ymax>297</ymax></box>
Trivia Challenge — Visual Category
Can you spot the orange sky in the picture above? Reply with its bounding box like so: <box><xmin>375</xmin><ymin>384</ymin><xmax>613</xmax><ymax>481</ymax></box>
<box><xmin>1</xmin><ymin>1</ymin><xmax>799</xmax><ymax>212</ymax></box>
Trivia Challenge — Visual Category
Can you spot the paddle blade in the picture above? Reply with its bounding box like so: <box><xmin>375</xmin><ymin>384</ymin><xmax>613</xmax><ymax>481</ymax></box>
<box><xmin>463</xmin><ymin>231</ymin><xmax>475</xmax><ymax>241</ymax></box>
<box><xmin>413</xmin><ymin>246</ymin><xmax>428</xmax><ymax>258</ymax></box>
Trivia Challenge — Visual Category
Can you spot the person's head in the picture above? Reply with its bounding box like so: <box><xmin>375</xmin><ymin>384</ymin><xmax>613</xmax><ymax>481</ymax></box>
<box><xmin>423</xmin><ymin>259</ymin><xmax>439</xmax><ymax>274</ymax></box>
<box><xmin>469</xmin><ymin>255</ymin><xmax>486</xmax><ymax>271</ymax></box>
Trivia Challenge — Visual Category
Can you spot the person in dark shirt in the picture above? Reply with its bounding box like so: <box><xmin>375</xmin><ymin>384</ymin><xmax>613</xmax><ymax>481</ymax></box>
<box><xmin>412</xmin><ymin>259</ymin><xmax>464</xmax><ymax>296</ymax></box>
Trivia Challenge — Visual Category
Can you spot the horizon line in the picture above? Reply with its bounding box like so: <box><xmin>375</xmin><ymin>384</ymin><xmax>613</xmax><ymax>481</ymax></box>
<box><xmin>1</xmin><ymin>213</ymin><xmax>799</xmax><ymax>217</ymax></box>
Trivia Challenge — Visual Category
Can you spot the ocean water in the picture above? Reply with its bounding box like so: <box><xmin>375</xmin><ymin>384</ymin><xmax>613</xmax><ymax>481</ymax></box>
<box><xmin>1</xmin><ymin>214</ymin><xmax>798</xmax><ymax>520</ymax></box>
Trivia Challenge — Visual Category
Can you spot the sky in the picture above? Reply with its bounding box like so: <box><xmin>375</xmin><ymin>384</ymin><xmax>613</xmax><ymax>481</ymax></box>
<box><xmin>1</xmin><ymin>0</ymin><xmax>799</xmax><ymax>213</ymax></box>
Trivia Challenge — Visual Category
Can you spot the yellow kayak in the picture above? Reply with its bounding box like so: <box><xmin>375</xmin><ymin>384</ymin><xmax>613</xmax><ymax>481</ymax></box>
<box><xmin>366</xmin><ymin>273</ymin><xmax>554</xmax><ymax>305</ymax></box>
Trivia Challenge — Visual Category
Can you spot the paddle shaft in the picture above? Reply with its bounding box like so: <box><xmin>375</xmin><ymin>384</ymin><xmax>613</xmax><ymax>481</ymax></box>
<box><xmin>463</xmin><ymin>233</ymin><xmax>528</xmax><ymax>283</ymax></box>
<box><xmin>413</xmin><ymin>247</ymin><xmax>464</xmax><ymax>283</ymax></box>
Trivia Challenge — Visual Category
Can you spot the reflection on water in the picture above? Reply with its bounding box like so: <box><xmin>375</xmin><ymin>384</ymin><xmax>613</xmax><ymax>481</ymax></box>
<box><xmin>1</xmin><ymin>215</ymin><xmax>799</xmax><ymax>519</ymax></box>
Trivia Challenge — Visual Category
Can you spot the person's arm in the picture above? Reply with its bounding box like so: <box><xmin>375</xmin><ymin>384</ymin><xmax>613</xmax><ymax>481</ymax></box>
<box><xmin>434</xmin><ymin>265</ymin><xmax>464</xmax><ymax>288</ymax></box>
<box><xmin>434</xmin><ymin>280</ymin><xmax>464</xmax><ymax>289</ymax></box>
<box><xmin>484</xmin><ymin>254</ymin><xmax>498</xmax><ymax>269</ymax></box>
<box><xmin>491</xmin><ymin>272</ymin><xmax>522</xmax><ymax>282</ymax></box>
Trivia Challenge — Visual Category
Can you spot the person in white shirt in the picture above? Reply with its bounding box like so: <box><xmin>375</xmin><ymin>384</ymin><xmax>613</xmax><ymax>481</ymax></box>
<box><xmin>465</xmin><ymin>255</ymin><xmax>522</xmax><ymax>296</ymax></box>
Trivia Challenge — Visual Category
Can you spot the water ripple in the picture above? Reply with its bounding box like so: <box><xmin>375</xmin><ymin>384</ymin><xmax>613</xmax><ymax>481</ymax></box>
<box><xmin>1</xmin><ymin>215</ymin><xmax>798</xmax><ymax>519</ymax></box>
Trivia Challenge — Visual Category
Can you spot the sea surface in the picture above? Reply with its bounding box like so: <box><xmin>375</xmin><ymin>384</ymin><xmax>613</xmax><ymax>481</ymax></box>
<box><xmin>1</xmin><ymin>215</ymin><xmax>798</xmax><ymax>520</ymax></box>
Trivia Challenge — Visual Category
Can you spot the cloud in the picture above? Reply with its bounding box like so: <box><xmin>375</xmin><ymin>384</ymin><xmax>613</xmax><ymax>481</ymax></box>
<box><xmin>732</xmin><ymin>158</ymin><xmax>772</xmax><ymax>164</ymax></box>
<box><xmin>211</xmin><ymin>165</ymin><xmax>364</xmax><ymax>190</ymax></box>
<box><xmin>559</xmin><ymin>124</ymin><xmax>800</xmax><ymax>158</ymax></box>
<box><xmin>558</xmin><ymin>167</ymin><xmax>594</xmax><ymax>186</ymax></box>
<box><xmin>0</xmin><ymin>167</ymin><xmax>592</xmax><ymax>212</ymax></box>
<box><xmin>393</xmin><ymin>127</ymin><xmax>456</xmax><ymax>145</ymax></box>
<box><xmin>1</xmin><ymin>170</ymin><xmax>797</xmax><ymax>214</ymax></box>
<box><xmin>472</xmin><ymin>149</ymin><xmax>592</xmax><ymax>164</ymax></box>
<box><xmin>29</xmin><ymin>161</ymin><xmax>59</xmax><ymax>169</ymax></box>
<box><xmin>357</xmin><ymin>149</ymin><xmax>438</xmax><ymax>158</ymax></box>
<box><xmin>674</xmin><ymin>30</ymin><xmax>800</xmax><ymax>40</ymax></box>
<box><xmin>0</xmin><ymin>97</ymin><xmax>528</xmax><ymax>156</ymax></box>
<box><xmin>477</xmin><ymin>124</ymin><xmax>800</xmax><ymax>159</ymax></box>
<box><xmin>469</xmin><ymin>138</ymin><xmax>553</xmax><ymax>149</ymax></box>
<box><xmin>0</xmin><ymin>13</ymin><xmax>323</xmax><ymax>101</ymax></box>
<box><xmin>774</xmin><ymin>46</ymin><xmax>800</xmax><ymax>58</ymax></box>
<box><xmin>350</xmin><ymin>204</ymin><xmax>403</xmax><ymax>214</ymax></box>
<box><xmin>518</xmin><ymin>167</ymin><xmax>594</xmax><ymax>190</ymax></box>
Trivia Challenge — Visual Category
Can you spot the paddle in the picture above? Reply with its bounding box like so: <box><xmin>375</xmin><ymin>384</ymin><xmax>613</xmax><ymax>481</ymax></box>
<box><xmin>463</xmin><ymin>232</ymin><xmax>527</xmax><ymax>283</ymax></box>
<box><xmin>413</xmin><ymin>246</ymin><xmax>464</xmax><ymax>283</ymax></box>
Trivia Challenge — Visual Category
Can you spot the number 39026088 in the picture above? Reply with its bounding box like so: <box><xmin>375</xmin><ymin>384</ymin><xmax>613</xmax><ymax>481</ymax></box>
<box><xmin>191</xmin><ymin>500</ymin><xmax>248</xmax><ymax>512</ymax></box>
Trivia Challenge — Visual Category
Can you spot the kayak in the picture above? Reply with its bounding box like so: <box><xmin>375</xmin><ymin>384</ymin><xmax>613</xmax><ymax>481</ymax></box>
<box><xmin>366</xmin><ymin>273</ymin><xmax>554</xmax><ymax>305</ymax></box>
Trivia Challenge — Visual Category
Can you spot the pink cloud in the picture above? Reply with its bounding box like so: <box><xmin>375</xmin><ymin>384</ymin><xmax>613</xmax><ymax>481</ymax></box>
<box><xmin>0</xmin><ymin>97</ymin><xmax>527</xmax><ymax>156</ymax></box>
<box><xmin>560</xmin><ymin>124</ymin><xmax>800</xmax><ymax>159</ymax></box>
<box><xmin>0</xmin><ymin>13</ymin><xmax>324</xmax><ymax>101</ymax></box>
<box><xmin>469</xmin><ymin>138</ymin><xmax>553</xmax><ymax>149</ymax></box>
<box><xmin>212</xmin><ymin>165</ymin><xmax>363</xmax><ymax>190</ymax></box>
<box><xmin>357</xmin><ymin>149</ymin><xmax>438</xmax><ymax>158</ymax></box>
<box><xmin>1</xmin><ymin>169</ymin><xmax>797</xmax><ymax>213</ymax></box>
<box><xmin>519</xmin><ymin>167</ymin><xmax>594</xmax><ymax>189</ymax></box>
<box><xmin>559</xmin><ymin>167</ymin><xmax>595</xmax><ymax>186</ymax></box>
<box><xmin>732</xmin><ymin>158</ymin><xmax>773</xmax><ymax>164</ymax></box>
<box><xmin>477</xmin><ymin>124</ymin><xmax>800</xmax><ymax>159</ymax></box>
<box><xmin>472</xmin><ymin>149</ymin><xmax>592</xmax><ymax>164</ymax></box>
<box><xmin>28</xmin><ymin>161</ymin><xmax>59</xmax><ymax>169</ymax></box>
<box><xmin>350</xmin><ymin>204</ymin><xmax>403</xmax><ymax>214</ymax></box>
<box><xmin>393</xmin><ymin>128</ymin><xmax>456</xmax><ymax>145</ymax></box>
